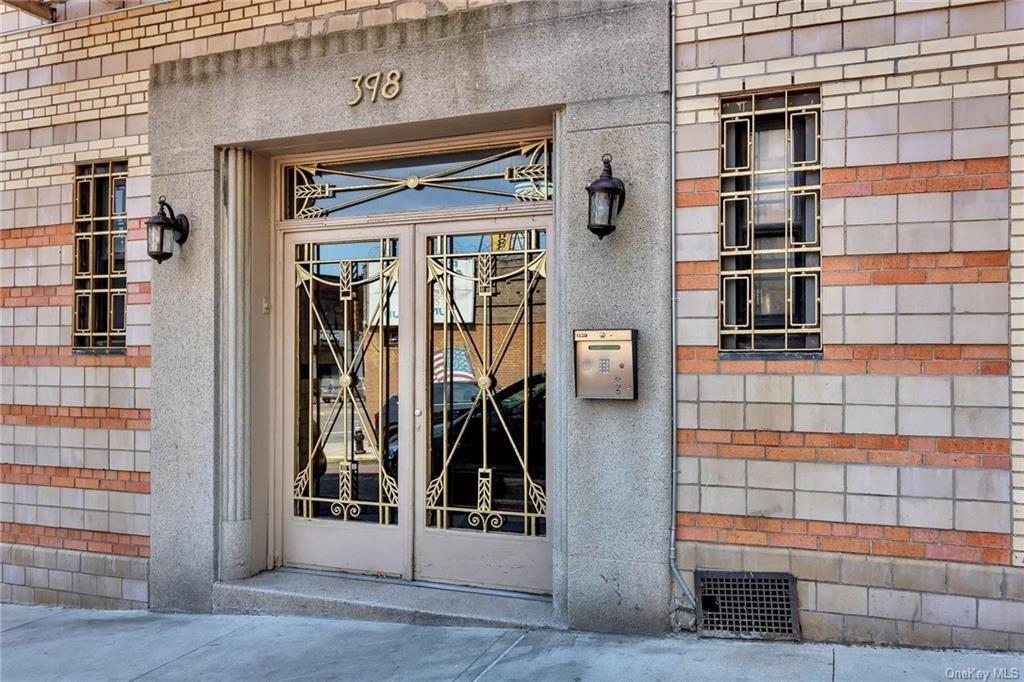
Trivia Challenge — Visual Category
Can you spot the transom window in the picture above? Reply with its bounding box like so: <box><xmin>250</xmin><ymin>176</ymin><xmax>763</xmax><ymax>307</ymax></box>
<box><xmin>283</xmin><ymin>139</ymin><xmax>551</xmax><ymax>220</ymax></box>
<box><xmin>719</xmin><ymin>89</ymin><xmax>821</xmax><ymax>352</ymax></box>
<box><xmin>73</xmin><ymin>161</ymin><xmax>128</xmax><ymax>350</ymax></box>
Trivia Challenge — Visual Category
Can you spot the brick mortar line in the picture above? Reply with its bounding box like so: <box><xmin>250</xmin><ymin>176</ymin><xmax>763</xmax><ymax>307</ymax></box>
<box><xmin>671</xmin><ymin>541</ymin><xmax>1024</xmax><ymax>597</ymax></box>
<box><xmin>675</xmin><ymin>345</ymin><xmax>1009</xmax><ymax>376</ymax></box>
<box><xmin>1</xmin><ymin>346</ymin><xmax>152</xmax><ymax>367</ymax></box>
<box><xmin>675</xmin><ymin>41</ymin><xmax>1022</xmax><ymax>87</ymax></box>
<box><xmin>0</xmin><ymin>463</ymin><xmax>150</xmax><ymax>493</ymax></box>
<box><xmin>675</xmin><ymin>159</ymin><xmax>1011</xmax><ymax>207</ymax></box>
<box><xmin>822</xmin><ymin>159</ymin><xmax>1010</xmax><ymax>197</ymax></box>
<box><xmin>676</xmin><ymin>429</ymin><xmax>1010</xmax><ymax>470</ymax></box>
<box><xmin>0</xmin><ymin>0</ymin><xmax>450</xmax><ymax>80</ymax></box>
<box><xmin>0</xmin><ymin>289</ymin><xmax>153</xmax><ymax>307</ymax></box>
<box><xmin>0</xmin><ymin>521</ymin><xmax>149</xmax><ymax>557</ymax></box>
<box><xmin>677</xmin><ymin>252</ymin><xmax>1010</xmax><ymax>290</ymax></box>
<box><xmin>0</xmin><ymin>222</ymin><xmax>147</xmax><ymax>248</ymax></box>
<box><xmin>675</xmin><ymin>0</ymin><xmax>1002</xmax><ymax>39</ymax></box>
<box><xmin>0</xmin><ymin>284</ymin><xmax>73</xmax><ymax>308</ymax></box>
<box><xmin>1</xmin><ymin>404</ymin><xmax>150</xmax><ymax>430</ymax></box>
<box><xmin>0</xmin><ymin>224</ymin><xmax>74</xmax><ymax>249</ymax></box>
<box><xmin>675</xmin><ymin>512</ymin><xmax>1010</xmax><ymax>565</ymax></box>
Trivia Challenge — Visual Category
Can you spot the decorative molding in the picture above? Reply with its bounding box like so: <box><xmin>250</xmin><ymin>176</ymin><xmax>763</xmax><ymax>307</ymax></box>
<box><xmin>149</xmin><ymin>1</ymin><xmax>642</xmax><ymax>86</ymax></box>
<box><xmin>217</xmin><ymin>147</ymin><xmax>253</xmax><ymax>580</ymax></box>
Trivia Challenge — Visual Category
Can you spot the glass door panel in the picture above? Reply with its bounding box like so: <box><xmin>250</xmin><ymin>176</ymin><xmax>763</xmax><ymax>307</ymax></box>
<box><xmin>414</xmin><ymin>224</ymin><xmax>551</xmax><ymax>594</ymax></box>
<box><xmin>423</xmin><ymin>229</ymin><xmax>547</xmax><ymax>536</ymax></box>
<box><xmin>293</xmin><ymin>238</ymin><xmax>401</xmax><ymax>524</ymax></box>
<box><xmin>284</xmin><ymin>220</ymin><xmax>551</xmax><ymax>592</ymax></box>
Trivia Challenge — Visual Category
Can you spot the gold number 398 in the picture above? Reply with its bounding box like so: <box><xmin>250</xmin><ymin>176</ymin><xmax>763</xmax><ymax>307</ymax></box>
<box><xmin>348</xmin><ymin>70</ymin><xmax>402</xmax><ymax>106</ymax></box>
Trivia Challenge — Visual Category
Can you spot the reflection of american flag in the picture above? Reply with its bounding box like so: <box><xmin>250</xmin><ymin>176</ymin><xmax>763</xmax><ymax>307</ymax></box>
<box><xmin>433</xmin><ymin>347</ymin><xmax>475</xmax><ymax>382</ymax></box>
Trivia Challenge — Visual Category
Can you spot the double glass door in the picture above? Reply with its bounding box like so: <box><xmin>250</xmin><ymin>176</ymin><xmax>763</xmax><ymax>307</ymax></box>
<box><xmin>283</xmin><ymin>217</ymin><xmax>550</xmax><ymax>593</ymax></box>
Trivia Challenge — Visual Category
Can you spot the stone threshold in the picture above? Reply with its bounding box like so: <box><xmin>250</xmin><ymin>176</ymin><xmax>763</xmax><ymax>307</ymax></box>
<box><xmin>212</xmin><ymin>567</ymin><xmax>564</xmax><ymax>630</ymax></box>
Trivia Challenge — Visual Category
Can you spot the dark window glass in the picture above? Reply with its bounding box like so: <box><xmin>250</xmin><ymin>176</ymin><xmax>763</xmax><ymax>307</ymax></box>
<box><xmin>722</xmin><ymin>198</ymin><xmax>748</xmax><ymax>250</ymax></box>
<box><xmin>790</xmin><ymin>112</ymin><xmax>818</xmax><ymax>165</ymax></box>
<box><xmin>723</xmin><ymin>119</ymin><xmax>749</xmax><ymax>171</ymax></box>
<box><xmin>111</xmin><ymin>294</ymin><xmax>126</xmax><ymax>332</ymax></box>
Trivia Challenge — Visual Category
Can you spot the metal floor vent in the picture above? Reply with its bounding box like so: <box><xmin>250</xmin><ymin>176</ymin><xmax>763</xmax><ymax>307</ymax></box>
<box><xmin>695</xmin><ymin>571</ymin><xmax>799</xmax><ymax>640</ymax></box>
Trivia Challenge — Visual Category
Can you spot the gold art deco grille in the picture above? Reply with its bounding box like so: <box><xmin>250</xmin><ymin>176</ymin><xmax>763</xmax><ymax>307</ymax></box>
<box><xmin>719</xmin><ymin>89</ymin><xmax>822</xmax><ymax>352</ymax></box>
<box><xmin>283</xmin><ymin>139</ymin><xmax>551</xmax><ymax>220</ymax></box>
<box><xmin>425</xmin><ymin>229</ymin><xmax>547</xmax><ymax>536</ymax></box>
<box><xmin>293</xmin><ymin>238</ymin><xmax>400</xmax><ymax>524</ymax></box>
<box><xmin>73</xmin><ymin>161</ymin><xmax>128</xmax><ymax>350</ymax></box>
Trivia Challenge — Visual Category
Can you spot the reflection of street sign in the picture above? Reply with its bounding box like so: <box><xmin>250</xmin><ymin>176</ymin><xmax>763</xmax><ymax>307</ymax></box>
<box><xmin>433</xmin><ymin>258</ymin><xmax>475</xmax><ymax>323</ymax></box>
<box><xmin>319</xmin><ymin>329</ymin><xmax>345</xmax><ymax>344</ymax></box>
<box><xmin>365</xmin><ymin>259</ymin><xmax>475</xmax><ymax>325</ymax></box>
<box><xmin>364</xmin><ymin>262</ymin><xmax>400</xmax><ymax>326</ymax></box>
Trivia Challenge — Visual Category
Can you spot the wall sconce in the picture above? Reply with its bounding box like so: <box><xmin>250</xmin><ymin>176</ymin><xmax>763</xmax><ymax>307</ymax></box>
<box><xmin>585</xmin><ymin>154</ymin><xmax>626</xmax><ymax>239</ymax></box>
<box><xmin>146</xmin><ymin>196</ymin><xmax>190</xmax><ymax>263</ymax></box>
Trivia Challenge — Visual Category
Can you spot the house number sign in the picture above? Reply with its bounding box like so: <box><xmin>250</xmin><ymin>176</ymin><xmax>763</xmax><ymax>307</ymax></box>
<box><xmin>347</xmin><ymin>70</ymin><xmax>402</xmax><ymax>106</ymax></box>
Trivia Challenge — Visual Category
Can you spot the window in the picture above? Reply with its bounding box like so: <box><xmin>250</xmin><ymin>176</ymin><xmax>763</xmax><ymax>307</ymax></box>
<box><xmin>719</xmin><ymin>89</ymin><xmax>821</xmax><ymax>352</ymax></box>
<box><xmin>73</xmin><ymin>161</ymin><xmax>128</xmax><ymax>350</ymax></box>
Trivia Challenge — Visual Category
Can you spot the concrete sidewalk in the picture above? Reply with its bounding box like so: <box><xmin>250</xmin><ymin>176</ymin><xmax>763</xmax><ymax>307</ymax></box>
<box><xmin>1</xmin><ymin>604</ymin><xmax>1021</xmax><ymax>681</ymax></box>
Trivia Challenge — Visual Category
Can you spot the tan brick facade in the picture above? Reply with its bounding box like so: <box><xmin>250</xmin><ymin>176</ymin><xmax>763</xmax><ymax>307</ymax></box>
<box><xmin>674</xmin><ymin>0</ymin><xmax>1024</xmax><ymax>649</ymax></box>
<box><xmin>2</xmin><ymin>0</ymin><xmax>1023</xmax><ymax>650</ymax></box>
<box><xmin>1</xmin><ymin>0</ymin><xmax>505</xmax><ymax>610</ymax></box>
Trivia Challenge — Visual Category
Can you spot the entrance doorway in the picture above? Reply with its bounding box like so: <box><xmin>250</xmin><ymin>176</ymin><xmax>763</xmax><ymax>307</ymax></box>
<box><xmin>280</xmin><ymin>217</ymin><xmax>551</xmax><ymax>593</ymax></box>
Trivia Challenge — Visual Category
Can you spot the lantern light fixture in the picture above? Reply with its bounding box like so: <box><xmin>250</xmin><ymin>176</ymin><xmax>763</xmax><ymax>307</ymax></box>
<box><xmin>146</xmin><ymin>196</ymin><xmax>190</xmax><ymax>264</ymax></box>
<box><xmin>585</xmin><ymin>153</ymin><xmax>626</xmax><ymax>239</ymax></box>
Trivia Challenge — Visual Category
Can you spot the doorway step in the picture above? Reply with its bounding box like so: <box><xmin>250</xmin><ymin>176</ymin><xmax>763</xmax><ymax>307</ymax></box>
<box><xmin>213</xmin><ymin>567</ymin><xmax>563</xmax><ymax>629</ymax></box>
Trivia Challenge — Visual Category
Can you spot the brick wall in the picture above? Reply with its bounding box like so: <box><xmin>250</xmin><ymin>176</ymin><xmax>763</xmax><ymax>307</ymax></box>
<box><xmin>674</xmin><ymin>0</ymin><xmax>1024</xmax><ymax>650</ymax></box>
<box><xmin>1</xmin><ymin>0</ymin><xmax>504</xmax><ymax>610</ymax></box>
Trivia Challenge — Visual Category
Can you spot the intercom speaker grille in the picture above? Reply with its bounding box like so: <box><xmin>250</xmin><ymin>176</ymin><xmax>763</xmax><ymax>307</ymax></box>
<box><xmin>695</xmin><ymin>571</ymin><xmax>800</xmax><ymax>640</ymax></box>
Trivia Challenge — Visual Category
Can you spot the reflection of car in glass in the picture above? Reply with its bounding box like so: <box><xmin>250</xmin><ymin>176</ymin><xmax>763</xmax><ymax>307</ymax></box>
<box><xmin>378</xmin><ymin>381</ymin><xmax>481</xmax><ymax>474</ymax></box>
<box><xmin>319</xmin><ymin>376</ymin><xmax>341</xmax><ymax>403</ymax></box>
<box><xmin>439</xmin><ymin>374</ymin><xmax>546</xmax><ymax>505</ymax></box>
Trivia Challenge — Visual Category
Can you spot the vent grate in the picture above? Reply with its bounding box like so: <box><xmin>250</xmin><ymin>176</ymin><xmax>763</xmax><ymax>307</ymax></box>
<box><xmin>695</xmin><ymin>571</ymin><xmax>799</xmax><ymax>640</ymax></box>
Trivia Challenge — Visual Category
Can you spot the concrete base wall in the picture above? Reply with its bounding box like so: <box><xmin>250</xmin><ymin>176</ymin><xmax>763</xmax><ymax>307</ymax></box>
<box><xmin>147</xmin><ymin>0</ymin><xmax>674</xmax><ymax>632</ymax></box>
<box><xmin>1</xmin><ymin>542</ymin><xmax>148</xmax><ymax>609</ymax></box>
<box><xmin>676</xmin><ymin>541</ymin><xmax>1024</xmax><ymax>651</ymax></box>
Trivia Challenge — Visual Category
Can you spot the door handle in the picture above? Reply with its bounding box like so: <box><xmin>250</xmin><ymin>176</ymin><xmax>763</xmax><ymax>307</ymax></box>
<box><xmin>414</xmin><ymin>408</ymin><xmax>422</xmax><ymax>417</ymax></box>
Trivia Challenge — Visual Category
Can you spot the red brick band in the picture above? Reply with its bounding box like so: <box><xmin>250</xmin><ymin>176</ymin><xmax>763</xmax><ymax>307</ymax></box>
<box><xmin>0</xmin><ymin>522</ymin><xmax>149</xmax><ymax>557</ymax></box>
<box><xmin>127</xmin><ymin>281</ymin><xmax>151</xmax><ymax>305</ymax></box>
<box><xmin>673</xmin><ymin>159</ymin><xmax>1009</xmax><ymax>212</ymax></box>
<box><xmin>675</xmin><ymin>177</ymin><xmax>718</xmax><ymax>207</ymax></box>
<box><xmin>824</xmin><ymin>252</ymin><xmax>1007</xmax><ymax>286</ymax></box>
<box><xmin>0</xmin><ymin>221</ymin><xmax>147</xmax><ymax>250</ymax></box>
<box><xmin>0</xmin><ymin>284</ymin><xmax>73</xmax><ymax>307</ymax></box>
<box><xmin>1</xmin><ymin>404</ymin><xmax>150</xmax><ymax>430</ymax></box>
<box><xmin>675</xmin><ymin>513</ymin><xmax>1010</xmax><ymax>565</ymax></box>
<box><xmin>822</xmin><ymin>158</ymin><xmax>1010</xmax><ymax>198</ymax></box>
<box><xmin>0</xmin><ymin>224</ymin><xmax>73</xmax><ymax>249</ymax></box>
<box><xmin>0</xmin><ymin>464</ymin><xmax>150</xmax><ymax>494</ymax></box>
<box><xmin>676</xmin><ymin>344</ymin><xmax>1008</xmax><ymax>376</ymax></box>
<box><xmin>1</xmin><ymin>346</ymin><xmax>151</xmax><ymax>367</ymax></box>
<box><xmin>1</xmin><ymin>281</ymin><xmax>150</xmax><ymax>308</ymax></box>
<box><xmin>677</xmin><ymin>429</ymin><xmax>1009</xmax><ymax>470</ymax></box>
<box><xmin>677</xmin><ymin>251</ymin><xmax>1008</xmax><ymax>292</ymax></box>
<box><xmin>675</xmin><ymin>261</ymin><xmax>719</xmax><ymax>290</ymax></box>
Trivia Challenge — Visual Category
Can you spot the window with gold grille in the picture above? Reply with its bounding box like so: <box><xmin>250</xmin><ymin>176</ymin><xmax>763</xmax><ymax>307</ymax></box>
<box><xmin>719</xmin><ymin>89</ymin><xmax>821</xmax><ymax>352</ymax></box>
<box><xmin>73</xmin><ymin>161</ymin><xmax>128</xmax><ymax>350</ymax></box>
